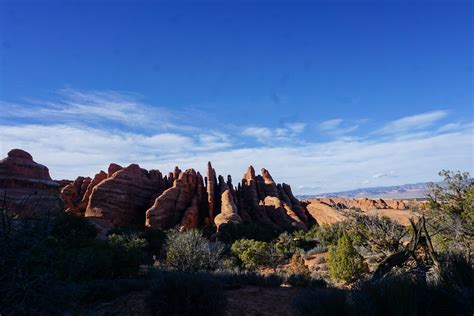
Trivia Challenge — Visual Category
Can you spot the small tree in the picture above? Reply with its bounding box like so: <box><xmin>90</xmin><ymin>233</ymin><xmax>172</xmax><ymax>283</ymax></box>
<box><xmin>287</xmin><ymin>252</ymin><xmax>310</xmax><ymax>275</ymax></box>
<box><xmin>231</xmin><ymin>239</ymin><xmax>271</xmax><ymax>270</ymax></box>
<box><xmin>349</xmin><ymin>214</ymin><xmax>407</xmax><ymax>259</ymax></box>
<box><xmin>275</xmin><ymin>232</ymin><xmax>298</xmax><ymax>259</ymax></box>
<box><xmin>165</xmin><ymin>229</ymin><xmax>223</xmax><ymax>272</ymax></box>
<box><xmin>327</xmin><ymin>234</ymin><xmax>367</xmax><ymax>282</ymax></box>
<box><xmin>427</xmin><ymin>170</ymin><xmax>474</xmax><ymax>260</ymax></box>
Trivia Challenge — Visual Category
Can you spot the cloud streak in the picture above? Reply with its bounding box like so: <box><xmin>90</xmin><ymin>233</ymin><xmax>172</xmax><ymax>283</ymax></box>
<box><xmin>378</xmin><ymin>110</ymin><xmax>448</xmax><ymax>135</ymax></box>
<box><xmin>1</xmin><ymin>90</ymin><xmax>472</xmax><ymax>194</ymax></box>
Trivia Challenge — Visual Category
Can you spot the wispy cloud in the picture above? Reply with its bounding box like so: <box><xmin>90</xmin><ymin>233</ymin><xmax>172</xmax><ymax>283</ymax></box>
<box><xmin>1</xmin><ymin>90</ymin><xmax>472</xmax><ymax>194</ymax></box>
<box><xmin>317</xmin><ymin>118</ymin><xmax>361</xmax><ymax>137</ymax></box>
<box><xmin>1</xmin><ymin>89</ymin><xmax>181</xmax><ymax>131</ymax></box>
<box><xmin>318</xmin><ymin>118</ymin><xmax>343</xmax><ymax>131</ymax></box>
<box><xmin>378</xmin><ymin>110</ymin><xmax>448</xmax><ymax>135</ymax></box>
<box><xmin>241</xmin><ymin>122</ymin><xmax>306</xmax><ymax>143</ymax></box>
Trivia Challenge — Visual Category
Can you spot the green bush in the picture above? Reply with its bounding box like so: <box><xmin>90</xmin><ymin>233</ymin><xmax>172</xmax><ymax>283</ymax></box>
<box><xmin>231</xmin><ymin>239</ymin><xmax>271</xmax><ymax>270</ymax></box>
<box><xmin>275</xmin><ymin>231</ymin><xmax>299</xmax><ymax>258</ymax></box>
<box><xmin>305</xmin><ymin>221</ymin><xmax>350</xmax><ymax>247</ymax></box>
<box><xmin>147</xmin><ymin>272</ymin><xmax>226</xmax><ymax>316</ymax></box>
<box><xmin>165</xmin><ymin>229</ymin><xmax>224</xmax><ymax>272</ymax></box>
<box><xmin>327</xmin><ymin>234</ymin><xmax>367</xmax><ymax>282</ymax></box>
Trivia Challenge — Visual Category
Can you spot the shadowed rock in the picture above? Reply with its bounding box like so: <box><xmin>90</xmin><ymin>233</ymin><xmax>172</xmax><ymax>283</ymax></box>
<box><xmin>0</xmin><ymin>149</ymin><xmax>63</xmax><ymax>217</ymax></box>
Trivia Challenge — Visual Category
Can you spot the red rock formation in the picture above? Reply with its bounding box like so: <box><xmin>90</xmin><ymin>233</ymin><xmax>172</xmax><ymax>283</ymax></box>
<box><xmin>261</xmin><ymin>168</ymin><xmax>279</xmax><ymax>197</ymax></box>
<box><xmin>206</xmin><ymin>162</ymin><xmax>217</xmax><ymax>223</ymax></box>
<box><xmin>85</xmin><ymin>164</ymin><xmax>162</xmax><ymax>226</ymax></box>
<box><xmin>61</xmin><ymin>176</ymin><xmax>91</xmax><ymax>215</ymax></box>
<box><xmin>108</xmin><ymin>163</ymin><xmax>122</xmax><ymax>177</ymax></box>
<box><xmin>214</xmin><ymin>176</ymin><xmax>242</xmax><ymax>229</ymax></box>
<box><xmin>0</xmin><ymin>149</ymin><xmax>63</xmax><ymax>217</ymax></box>
<box><xmin>78</xmin><ymin>170</ymin><xmax>108</xmax><ymax>213</ymax></box>
<box><xmin>2</xmin><ymin>149</ymin><xmax>316</xmax><ymax>232</ymax></box>
<box><xmin>146</xmin><ymin>169</ymin><xmax>199</xmax><ymax>229</ymax></box>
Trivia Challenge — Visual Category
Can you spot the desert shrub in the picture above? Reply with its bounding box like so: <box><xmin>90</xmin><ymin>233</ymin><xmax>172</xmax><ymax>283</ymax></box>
<box><xmin>305</xmin><ymin>221</ymin><xmax>350</xmax><ymax>246</ymax></box>
<box><xmin>304</xmin><ymin>245</ymin><xmax>328</xmax><ymax>259</ymax></box>
<box><xmin>357</xmin><ymin>274</ymin><xmax>473</xmax><ymax>316</ymax></box>
<box><xmin>147</xmin><ymin>272</ymin><xmax>226</xmax><ymax>316</ymax></box>
<box><xmin>212</xmin><ymin>270</ymin><xmax>283</xmax><ymax>288</ymax></box>
<box><xmin>231</xmin><ymin>239</ymin><xmax>271</xmax><ymax>270</ymax></box>
<box><xmin>287</xmin><ymin>253</ymin><xmax>310</xmax><ymax>275</ymax></box>
<box><xmin>141</xmin><ymin>227</ymin><xmax>167</xmax><ymax>258</ymax></box>
<box><xmin>107</xmin><ymin>233</ymin><xmax>147</xmax><ymax>275</ymax></box>
<box><xmin>218</xmin><ymin>222</ymin><xmax>280</xmax><ymax>243</ymax></box>
<box><xmin>284</xmin><ymin>273</ymin><xmax>327</xmax><ymax>288</ymax></box>
<box><xmin>108</xmin><ymin>227</ymin><xmax>166</xmax><ymax>257</ymax></box>
<box><xmin>427</xmin><ymin>170</ymin><xmax>474</xmax><ymax>259</ymax></box>
<box><xmin>275</xmin><ymin>231</ymin><xmax>299</xmax><ymax>258</ymax></box>
<box><xmin>292</xmin><ymin>229</ymin><xmax>319</xmax><ymax>250</ymax></box>
<box><xmin>0</xmin><ymin>213</ymin><xmax>84</xmax><ymax>314</ymax></box>
<box><xmin>327</xmin><ymin>234</ymin><xmax>367</xmax><ymax>282</ymax></box>
<box><xmin>349</xmin><ymin>214</ymin><xmax>407</xmax><ymax>258</ymax></box>
<box><xmin>50</xmin><ymin>213</ymin><xmax>97</xmax><ymax>246</ymax></box>
<box><xmin>165</xmin><ymin>229</ymin><xmax>224</xmax><ymax>272</ymax></box>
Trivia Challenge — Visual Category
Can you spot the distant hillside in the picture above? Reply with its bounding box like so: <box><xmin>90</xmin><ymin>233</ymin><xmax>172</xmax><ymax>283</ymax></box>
<box><xmin>298</xmin><ymin>182</ymin><xmax>440</xmax><ymax>199</ymax></box>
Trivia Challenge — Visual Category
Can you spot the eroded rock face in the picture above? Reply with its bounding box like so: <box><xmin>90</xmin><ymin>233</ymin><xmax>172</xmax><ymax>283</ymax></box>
<box><xmin>207</xmin><ymin>162</ymin><xmax>217</xmax><ymax>223</ymax></box>
<box><xmin>146</xmin><ymin>169</ymin><xmax>199</xmax><ymax>229</ymax></box>
<box><xmin>1</xmin><ymin>149</ymin><xmax>317</xmax><ymax>232</ymax></box>
<box><xmin>85</xmin><ymin>164</ymin><xmax>162</xmax><ymax>226</ymax></box>
<box><xmin>214</xmin><ymin>177</ymin><xmax>242</xmax><ymax>229</ymax></box>
<box><xmin>0</xmin><ymin>149</ymin><xmax>63</xmax><ymax>217</ymax></box>
<box><xmin>61</xmin><ymin>176</ymin><xmax>91</xmax><ymax>216</ymax></box>
<box><xmin>305</xmin><ymin>198</ymin><xmax>421</xmax><ymax>226</ymax></box>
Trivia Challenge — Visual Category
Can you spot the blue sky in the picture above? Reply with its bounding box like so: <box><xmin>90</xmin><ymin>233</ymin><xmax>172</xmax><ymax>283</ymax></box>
<box><xmin>0</xmin><ymin>0</ymin><xmax>472</xmax><ymax>194</ymax></box>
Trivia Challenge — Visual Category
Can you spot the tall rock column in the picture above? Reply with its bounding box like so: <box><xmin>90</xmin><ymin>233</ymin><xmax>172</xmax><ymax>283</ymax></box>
<box><xmin>206</xmin><ymin>162</ymin><xmax>217</xmax><ymax>223</ymax></box>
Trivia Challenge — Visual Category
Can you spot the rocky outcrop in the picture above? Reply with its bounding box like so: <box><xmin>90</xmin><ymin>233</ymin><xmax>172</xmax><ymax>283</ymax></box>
<box><xmin>85</xmin><ymin>164</ymin><xmax>163</xmax><ymax>226</ymax></box>
<box><xmin>0</xmin><ymin>149</ymin><xmax>63</xmax><ymax>217</ymax></box>
<box><xmin>206</xmin><ymin>162</ymin><xmax>217</xmax><ymax>223</ymax></box>
<box><xmin>214</xmin><ymin>176</ymin><xmax>242</xmax><ymax>229</ymax></box>
<box><xmin>314</xmin><ymin>197</ymin><xmax>409</xmax><ymax>212</ymax></box>
<box><xmin>78</xmin><ymin>170</ymin><xmax>108</xmax><ymax>213</ymax></box>
<box><xmin>108</xmin><ymin>163</ymin><xmax>123</xmax><ymax>177</ymax></box>
<box><xmin>6</xmin><ymin>150</ymin><xmax>392</xmax><ymax>230</ymax></box>
<box><xmin>146</xmin><ymin>169</ymin><xmax>199</xmax><ymax>229</ymax></box>
<box><xmin>61</xmin><ymin>176</ymin><xmax>91</xmax><ymax>215</ymax></box>
<box><xmin>305</xmin><ymin>198</ymin><xmax>421</xmax><ymax>226</ymax></box>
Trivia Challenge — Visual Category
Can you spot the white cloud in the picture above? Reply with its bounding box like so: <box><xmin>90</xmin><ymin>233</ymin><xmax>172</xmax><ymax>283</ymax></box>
<box><xmin>317</xmin><ymin>118</ymin><xmax>360</xmax><ymax>136</ymax></box>
<box><xmin>378</xmin><ymin>110</ymin><xmax>448</xmax><ymax>134</ymax></box>
<box><xmin>318</xmin><ymin>119</ymin><xmax>343</xmax><ymax>130</ymax></box>
<box><xmin>241</xmin><ymin>122</ymin><xmax>306</xmax><ymax>143</ymax></box>
<box><xmin>1</xmin><ymin>89</ymin><xmax>184</xmax><ymax>131</ymax></box>
<box><xmin>1</xmin><ymin>90</ymin><xmax>471</xmax><ymax>195</ymax></box>
<box><xmin>286</xmin><ymin>122</ymin><xmax>306</xmax><ymax>134</ymax></box>
<box><xmin>1</xmin><ymin>123</ymin><xmax>472</xmax><ymax>195</ymax></box>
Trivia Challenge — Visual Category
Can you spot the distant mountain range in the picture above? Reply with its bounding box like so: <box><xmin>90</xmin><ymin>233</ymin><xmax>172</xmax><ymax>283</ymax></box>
<box><xmin>298</xmin><ymin>182</ymin><xmax>441</xmax><ymax>200</ymax></box>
